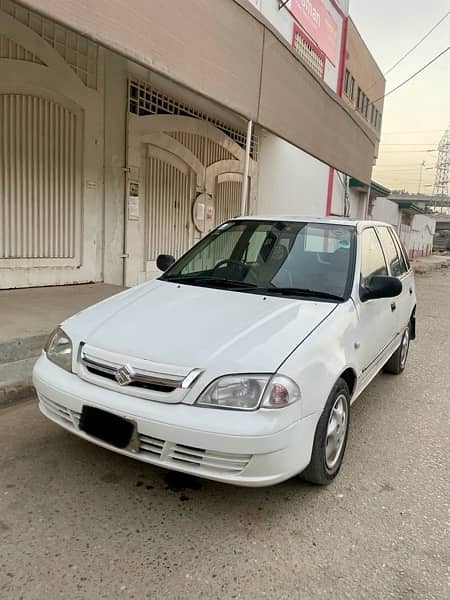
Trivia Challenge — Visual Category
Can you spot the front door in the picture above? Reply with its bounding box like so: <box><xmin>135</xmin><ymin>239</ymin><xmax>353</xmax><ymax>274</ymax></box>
<box><xmin>355</xmin><ymin>227</ymin><xmax>399</xmax><ymax>388</ymax></box>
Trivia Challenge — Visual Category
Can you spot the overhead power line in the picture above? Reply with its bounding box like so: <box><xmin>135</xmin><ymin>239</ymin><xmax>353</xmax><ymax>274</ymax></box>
<box><xmin>379</xmin><ymin>149</ymin><xmax>437</xmax><ymax>153</ymax></box>
<box><xmin>382</xmin><ymin>129</ymin><xmax>445</xmax><ymax>134</ymax></box>
<box><xmin>384</xmin><ymin>12</ymin><xmax>449</xmax><ymax>77</ymax></box>
<box><xmin>379</xmin><ymin>143</ymin><xmax>440</xmax><ymax>146</ymax></box>
<box><xmin>374</xmin><ymin>46</ymin><xmax>450</xmax><ymax>103</ymax></box>
<box><xmin>365</xmin><ymin>12</ymin><xmax>449</xmax><ymax>93</ymax></box>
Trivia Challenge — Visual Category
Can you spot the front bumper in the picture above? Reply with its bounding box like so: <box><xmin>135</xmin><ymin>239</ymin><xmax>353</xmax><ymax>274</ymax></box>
<box><xmin>33</xmin><ymin>355</ymin><xmax>319</xmax><ymax>487</ymax></box>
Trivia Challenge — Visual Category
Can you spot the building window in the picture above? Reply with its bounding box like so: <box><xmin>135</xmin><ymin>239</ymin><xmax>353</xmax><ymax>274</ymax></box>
<box><xmin>357</xmin><ymin>87</ymin><xmax>366</xmax><ymax>113</ymax></box>
<box><xmin>349</xmin><ymin>75</ymin><xmax>355</xmax><ymax>100</ymax></box>
<box><xmin>344</xmin><ymin>70</ymin><xmax>355</xmax><ymax>101</ymax></box>
<box><xmin>370</xmin><ymin>104</ymin><xmax>375</xmax><ymax>126</ymax></box>
<box><xmin>344</xmin><ymin>69</ymin><xmax>350</xmax><ymax>94</ymax></box>
<box><xmin>376</xmin><ymin>111</ymin><xmax>382</xmax><ymax>131</ymax></box>
<box><xmin>292</xmin><ymin>24</ymin><xmax>325</xmax><ymax>79</ymax></box>
<box><xmin>364</xmin><ymin>96</ymin><xmax>370</xmax><ymax>118</ymax></box>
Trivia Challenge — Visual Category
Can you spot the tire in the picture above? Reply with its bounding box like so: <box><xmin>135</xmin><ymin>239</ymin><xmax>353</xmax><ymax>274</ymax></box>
<box><xmin>301</xmin><ymin>378</ymin><xmax>350</xmax><ymax>485</ymax></box>
<box><xmin>384</xmin><ymin>324</ymin><xmax>410</xmax><ymax>375</ymax></box>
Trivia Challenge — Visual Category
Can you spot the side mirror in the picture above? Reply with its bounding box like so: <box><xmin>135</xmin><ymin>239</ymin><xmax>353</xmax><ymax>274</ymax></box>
<box><xmin>156</xmin><ymin>254</ymin><xmax>175</xmax><ymax>272</ymax></box>
<box><xmin>361</xmin><ymin>276</ymin><xmax>402</xmax><ymax>301</ymax></box>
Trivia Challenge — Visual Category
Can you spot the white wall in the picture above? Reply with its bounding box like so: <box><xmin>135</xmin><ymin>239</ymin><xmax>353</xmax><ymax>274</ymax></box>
<box><xmin>406</xmin><ymin>215</ymin><xmax>435</xmax><ymax>257</ymax></box>
<box><xmin>248</xmin><ymin>2</ymin><xmax>350</xmax><ymax>219</ymax></box>
<box><xmin>371</xmin><ymin>197</ymin><xmax>399</xmax><ymax>226</ymax></box>
<box><xmin>255</xmin><ymin>133</ymin><xmax>329</xmax><ymax>216</ymax></box>
<box><xmin>371</xmin><ymin>197</ymin><xmax>435</xmax><ymax>257</ymax></box>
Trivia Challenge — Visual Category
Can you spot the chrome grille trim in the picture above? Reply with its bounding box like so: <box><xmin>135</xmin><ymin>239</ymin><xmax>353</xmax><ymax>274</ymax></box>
<box><xmin>79</xmin><ymin>349</ymin><xmax>202</xmax><ymax>392</ymax></box>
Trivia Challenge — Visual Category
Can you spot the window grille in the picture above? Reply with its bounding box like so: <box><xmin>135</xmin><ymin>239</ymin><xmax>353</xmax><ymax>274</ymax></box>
<box><xmin>292</xmin><ymin>25</ymin><xmax>325</xmax><ymax>79</ymax></box>
<box><xmin>0</xmin><ymin>33</ymin><xmax>45</xmax><ymax>64</ymax></box>
<box><xmin>128</xmin><ymin>79</ymin><xmax>258</xmax><ymax>160</ymax></box>
<box><xmin>0</xmin><ymin>0</ymin><xmax>98</xmax><ymax>88</ymax></box>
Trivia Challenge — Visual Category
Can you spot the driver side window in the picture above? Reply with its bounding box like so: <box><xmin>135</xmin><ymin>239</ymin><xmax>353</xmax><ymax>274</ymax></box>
<box><xmin>361</xmin><ymin>228</ymin><xmax>388</xmax><ymax>288</ymax></box>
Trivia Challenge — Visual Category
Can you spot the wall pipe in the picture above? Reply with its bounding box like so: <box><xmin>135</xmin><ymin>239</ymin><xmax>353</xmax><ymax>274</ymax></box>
<box><xmin>241</xmin><ymin>119</ymin><xmax>253</xmax><ymax>215</ymax></box>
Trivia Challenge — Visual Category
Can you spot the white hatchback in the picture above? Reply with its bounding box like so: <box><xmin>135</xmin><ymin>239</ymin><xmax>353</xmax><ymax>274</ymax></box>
<box><xmin>33</xmin><ymin>217</ymin><xmax>416</xmax><ymax>486</ymax></box>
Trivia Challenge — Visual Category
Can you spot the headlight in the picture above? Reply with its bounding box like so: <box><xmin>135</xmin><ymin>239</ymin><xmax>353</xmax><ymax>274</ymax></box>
<box><xmin>195</xmin><ymin>374</ymin><xmax>300</xmax><ymax>410</ymax></box>
<box><xmin>45</xmin><ymin>327</ymin><xmax>73</xmax><ymax>372</ymax></box>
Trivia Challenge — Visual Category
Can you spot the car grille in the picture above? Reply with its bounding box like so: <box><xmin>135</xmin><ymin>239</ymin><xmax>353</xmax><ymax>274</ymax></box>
<box><xmin>76</xmin><ymin>345</ymin><xmax>202</xmax><ymax>403</ymax></box>
<box><xmin>39</xmin><ymin>396</ymin><xmax>251</xmax><ymax>476</ymax></box>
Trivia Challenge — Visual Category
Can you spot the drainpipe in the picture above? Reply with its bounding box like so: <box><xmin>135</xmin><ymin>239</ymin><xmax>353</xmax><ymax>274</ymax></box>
<box><xmin>241</xmin><ymin>119</ymin><xmax>253</xmax><ymax>216</ymax></box>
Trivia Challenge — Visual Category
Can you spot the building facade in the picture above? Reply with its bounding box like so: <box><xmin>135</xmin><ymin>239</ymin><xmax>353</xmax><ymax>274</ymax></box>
<box><xmin>0</xmin><ymin>0</ymin><xmax>381</xmax><ymax>289</ymax></box>
<box><xmin>336</xmin><ymin>17</ymin><xmax>385</xmax><ymax>218</ymax></box>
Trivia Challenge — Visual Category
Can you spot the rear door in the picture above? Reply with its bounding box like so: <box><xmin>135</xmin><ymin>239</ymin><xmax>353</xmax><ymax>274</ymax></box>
<box><xmin>376</xmin><ymin>226</ymin><xmax>415</xmax><ymax>334</ymax></box>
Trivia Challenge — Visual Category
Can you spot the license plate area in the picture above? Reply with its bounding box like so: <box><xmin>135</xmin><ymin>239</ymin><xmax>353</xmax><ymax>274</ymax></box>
<box><xmin>79</xmin><ymin>405</ymin><xmax>136</xmax><ymax>450</ymax></box>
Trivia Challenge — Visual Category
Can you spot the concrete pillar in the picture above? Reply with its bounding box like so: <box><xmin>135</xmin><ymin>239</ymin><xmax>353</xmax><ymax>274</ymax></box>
<box><xmin>103</xmin><ymin>50</ymin><xmax>127</xmax><ymax>285</ymax></box>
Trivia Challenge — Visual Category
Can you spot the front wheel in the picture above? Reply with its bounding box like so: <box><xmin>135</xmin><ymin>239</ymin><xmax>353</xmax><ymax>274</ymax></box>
<box><xmin>384</xmin><ymin>324</ymin><xmax>410</xmax><ymax>375</ymax></box>
<box><xmin>301</xmin><ymin>378</ymin><xmax>350</xmax><ymax>485</ymax></box>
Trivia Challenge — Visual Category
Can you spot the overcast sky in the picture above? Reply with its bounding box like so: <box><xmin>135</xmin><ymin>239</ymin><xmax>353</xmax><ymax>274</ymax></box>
<box><xmin>349</xmin><ymin>0</ymin><xmax>450</xmax><ymax>193</ymax></box>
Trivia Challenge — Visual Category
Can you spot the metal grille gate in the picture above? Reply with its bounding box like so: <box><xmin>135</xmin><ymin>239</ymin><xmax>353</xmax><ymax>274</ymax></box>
<box><xmin>145</xmin><ymin>156</ymin><xmax>191</xmax><ymax>261</ymax></box>
<box><xmin>0</xmin><ymin>94</ymin><xmax>80</xmax><ymax>259</ymax></box>
<box><xmin>215</xmin><ymin>180</ymin><xmax>242</xmax><ymax>226</ymax></box>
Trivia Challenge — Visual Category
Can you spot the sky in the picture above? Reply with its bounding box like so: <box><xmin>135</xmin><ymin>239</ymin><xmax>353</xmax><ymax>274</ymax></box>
<box><xmin>349</xmin><ymin>0</ymin><xmax>450</xmax><ymax>194</ymax></box>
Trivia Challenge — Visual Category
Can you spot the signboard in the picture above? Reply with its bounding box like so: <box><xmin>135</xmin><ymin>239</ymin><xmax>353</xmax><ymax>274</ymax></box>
<box><xmin>193</xmin><ymin>193</ymin><xmax>214</xmax><ymax>234</ymax></box>
<box><xmin>128</xmin><ymin>181</ymin><xmax>140</xmax><ymax>220</ymax></box>
<box><xmin>290</xmin><ymin>0</ymin><xmax>338</xmax><ymax>65</ymax></box>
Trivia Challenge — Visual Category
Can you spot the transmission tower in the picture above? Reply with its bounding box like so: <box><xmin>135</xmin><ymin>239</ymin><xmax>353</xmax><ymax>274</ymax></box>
<box><xmin>432</xmin><ymin>125</ymin><xmax>450</xmax><ymax>213</ymax></box>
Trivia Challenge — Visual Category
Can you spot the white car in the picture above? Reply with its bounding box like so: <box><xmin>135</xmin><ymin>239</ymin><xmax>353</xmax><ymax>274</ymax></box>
<box><xmin>33</xmin><ymin>217</ymin><xmax>416</xmax><ymax>486</ymax></box>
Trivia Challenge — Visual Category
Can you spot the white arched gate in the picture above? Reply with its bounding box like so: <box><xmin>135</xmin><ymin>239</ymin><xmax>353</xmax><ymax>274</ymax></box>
<box><xmin>125</xmin><ymin>84</ymin><xmax>256</xmax><ymax>286</ymax></box>
<box><xmin>0</xmin><ymin>1</ymin><xmax>103</xmax><ymax>289</ymax></box>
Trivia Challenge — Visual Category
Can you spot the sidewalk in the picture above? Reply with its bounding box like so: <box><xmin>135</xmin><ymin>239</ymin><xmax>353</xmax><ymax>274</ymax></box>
<box><xmin>0</xmin><ymin>283</ymin><xmax>123</xmax><ymax>407</ymax></box>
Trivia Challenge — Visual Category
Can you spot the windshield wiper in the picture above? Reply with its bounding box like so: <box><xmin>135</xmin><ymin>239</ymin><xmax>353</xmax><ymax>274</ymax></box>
<box><xmin>254</xmin><ymin>287</ymin><xmax>343</xmax><ymax>301</ymax></box>
<box><xmin>162</xmin><ymin>274</ymin><xmax>257</xmax><ymax>289</ymax></box>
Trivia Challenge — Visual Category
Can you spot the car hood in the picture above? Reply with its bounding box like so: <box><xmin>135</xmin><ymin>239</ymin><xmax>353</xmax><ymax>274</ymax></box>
<box><xmin>64</xmin><ymin>281</ymin><xmax>337</xmax><ymax>373</ymax></box>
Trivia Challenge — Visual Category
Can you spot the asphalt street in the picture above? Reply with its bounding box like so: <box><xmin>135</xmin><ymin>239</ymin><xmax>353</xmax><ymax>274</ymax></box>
<box><xmin>1</xmin><ymin>270</ymin><xmax>449</xmax><ymax>600</ymax></box>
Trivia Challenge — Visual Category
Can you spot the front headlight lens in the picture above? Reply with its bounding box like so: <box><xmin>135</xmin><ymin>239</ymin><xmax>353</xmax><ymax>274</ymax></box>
<box><xmin>195</xmin><ymin>375</ymin><xmax>270</xmax><ymax>410</ymax></box>
<box><xmin>45</xmin><ymin>327</ymin><xmax>73</xmax><ymax>372</ymax></box>
<box><xmin>195</xmin><ymin>374</ymin><xmax>300</xmax><ymax>410</ymax></box>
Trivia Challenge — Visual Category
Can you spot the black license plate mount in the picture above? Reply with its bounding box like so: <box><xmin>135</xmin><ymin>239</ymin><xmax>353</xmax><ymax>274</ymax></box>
<box><xmin>79</xmin><ymin>405</ymin><xmax>136</xmax><ymax>449</ymax></box>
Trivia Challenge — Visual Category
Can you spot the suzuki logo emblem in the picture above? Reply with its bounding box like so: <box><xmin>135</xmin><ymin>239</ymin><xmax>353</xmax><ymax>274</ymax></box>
<box><xmin>115</xmin><ymin>364</ymin><xmax>134</xmax><ymax>386</ymax></box>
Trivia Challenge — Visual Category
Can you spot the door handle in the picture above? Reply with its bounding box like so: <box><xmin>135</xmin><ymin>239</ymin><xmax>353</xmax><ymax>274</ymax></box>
<box><xmin>391</xmin><ymin>302</ymin><xmax>396</xmax><ymax>312</ymax></box>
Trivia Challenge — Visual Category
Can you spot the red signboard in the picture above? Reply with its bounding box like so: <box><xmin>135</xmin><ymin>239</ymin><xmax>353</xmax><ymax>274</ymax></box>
<box><xmin>290</xmin><ymin>0</ymin><xmax>338</xmax><ymax>65</ymax></box>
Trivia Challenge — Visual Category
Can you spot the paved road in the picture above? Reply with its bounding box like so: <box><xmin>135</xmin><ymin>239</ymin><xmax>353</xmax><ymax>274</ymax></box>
<box><xmin>1</xmin><ymin>271</ymin><xmax>449</xmax><ymax>600</ymax></box>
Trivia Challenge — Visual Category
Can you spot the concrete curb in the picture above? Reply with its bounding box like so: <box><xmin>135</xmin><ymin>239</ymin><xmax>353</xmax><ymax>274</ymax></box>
<box><xmin>0</xmin><ymin>334</ymin><xmax>47</xmax><ymax>365</ymax></box>
<box><xmin>0</xmin><ymin>337</ymin><xmax>43</xmax><ymax>409</ymax></box>
<box><xmin>0</xmin><ymin>382</ymin><xmax>35</xmax><ymax>408</ymax></box>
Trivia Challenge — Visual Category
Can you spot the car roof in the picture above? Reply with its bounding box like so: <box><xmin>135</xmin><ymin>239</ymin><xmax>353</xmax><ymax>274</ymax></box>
<box><xmin>233</xmin><ymin>216</ymin><xmax>393</xmax><ymax>230</ymax></box>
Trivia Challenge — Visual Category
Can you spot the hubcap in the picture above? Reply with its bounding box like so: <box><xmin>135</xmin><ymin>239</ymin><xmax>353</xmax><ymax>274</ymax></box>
<box><xmin>400</xmin><ymin>327</ymin><xmax>410</xmax><ymax>368</ymax></box>
<box><xmin>325</xmin><ymin>394</ymin><xmax>348</xmax><ymax>471</ymax></box>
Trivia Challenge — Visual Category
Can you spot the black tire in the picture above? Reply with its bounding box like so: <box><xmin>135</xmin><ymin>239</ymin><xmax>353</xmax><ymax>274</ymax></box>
<box><xmin>301</xmin><ymin>378</ymin><xmax>350</xmax><ymax>485</ymax></box>
<box><xmin>384</xmin><ymin>324</ymin><xmax>410</xmax><ymax>375</ymax></box>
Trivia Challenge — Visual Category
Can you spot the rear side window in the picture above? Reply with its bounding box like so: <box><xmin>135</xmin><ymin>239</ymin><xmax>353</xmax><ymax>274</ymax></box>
<box><xmin>389</xmin><ymin>228</ymin><xmax>410</xmax><ymax>271</ymax></box>
<box><xmin>376</xmin><ymin>227</ymin><xmax>405</xmax><ymax>277</ymax></box>
<box><xmin>360</xmin><ymin>228</ymin><xmax>388</xmax><ymax>287</ymax></box>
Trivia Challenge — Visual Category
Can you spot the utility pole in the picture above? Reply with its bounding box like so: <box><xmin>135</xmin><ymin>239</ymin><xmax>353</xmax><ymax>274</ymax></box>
<box><xmin>417</xmin><ymin>160</ymin><xmax>426</xmax><ymax>195</ymax></box>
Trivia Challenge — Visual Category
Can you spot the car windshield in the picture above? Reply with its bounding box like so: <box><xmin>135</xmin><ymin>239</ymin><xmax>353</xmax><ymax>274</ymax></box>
<box><xmin>161</xmin><ymin>220</ymin><xmax>356</xmax><ymax>301</ymax></box>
